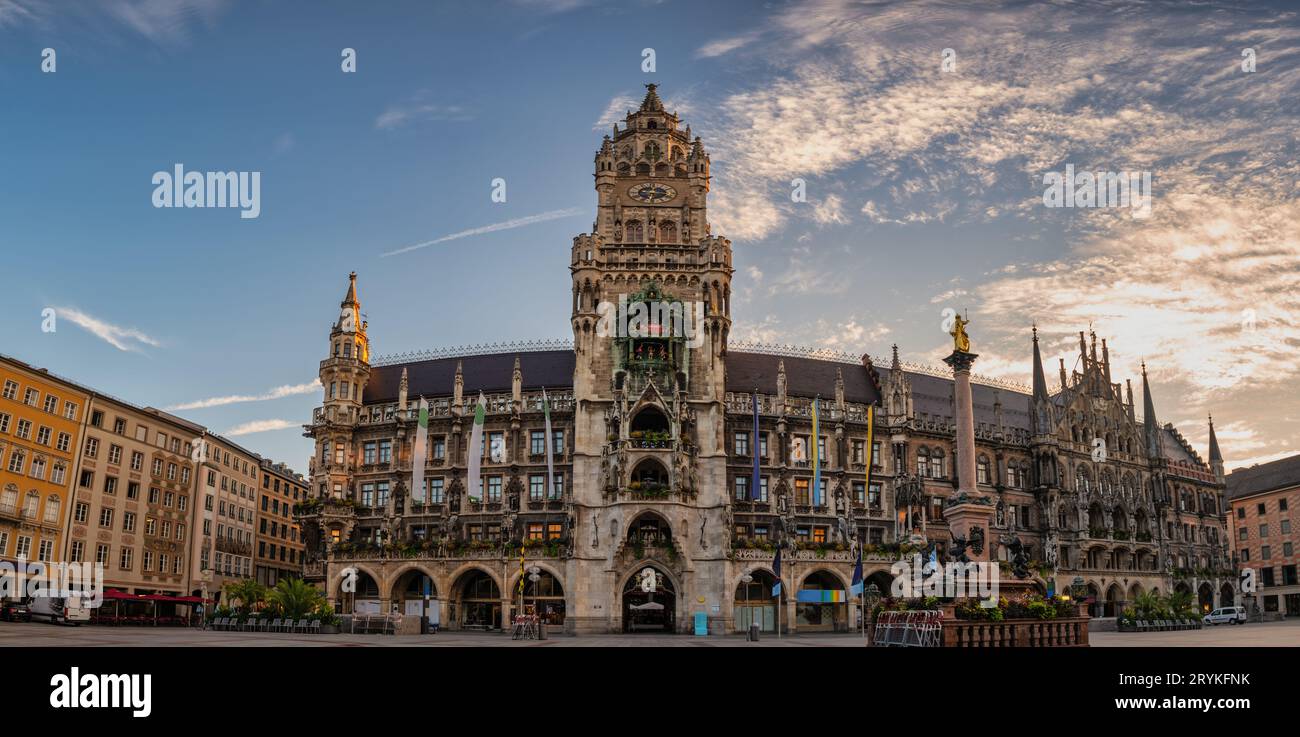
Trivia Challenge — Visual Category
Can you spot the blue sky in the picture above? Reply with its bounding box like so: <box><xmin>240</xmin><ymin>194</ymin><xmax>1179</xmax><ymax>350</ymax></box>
<box><xmin>1</xmin><ymin>0</ymin><xmax>1296</xmax><ymax>473</ymax></box>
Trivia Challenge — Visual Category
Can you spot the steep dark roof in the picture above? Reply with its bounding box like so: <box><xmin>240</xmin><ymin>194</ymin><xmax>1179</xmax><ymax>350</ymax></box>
<box><xmin>1226</xmin><ymin>454</ymin><xmax>1300</xmax><ymax>500</ymax></box>
<box><xmin>725</xmin><ymin>352</ymin><xmax>880</xmax><ymax>404</ymax></box>
<box><xmin>875</xmin><ymin>367</ymin><xmax>1032</xmax><ymax>431</ymax></box>
<box><xmin>365</xmin><ymin>350</ymin><xmax>575</xmax><ymax>404</ymax></box>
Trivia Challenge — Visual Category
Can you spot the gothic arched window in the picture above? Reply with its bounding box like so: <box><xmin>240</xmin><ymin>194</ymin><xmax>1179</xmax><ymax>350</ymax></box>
<box><xmin>659</xmin><ymin>221</ymin><xmax>676</xmax><ymax>243</ymax></box>
<box><xmin>977</xmin><ymin>455</ymin><xmax>990</xmax><ymax>485</ymax></box>
<box><xmin>916</xmin><ymin>447</ymin><xmax>930</xmax><ymax>478</ymax></box>
<box><xmin>625</xmin><ymin>220</ymin><xmax>643</xmax><ymax>242</ymax></box>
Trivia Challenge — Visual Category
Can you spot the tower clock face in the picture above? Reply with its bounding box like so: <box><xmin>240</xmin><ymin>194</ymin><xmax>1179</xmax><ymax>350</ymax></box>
<box><xmin>628</xmin><ymin>182</ymin><xmax>677</xmax><ymax>203</ymax></box>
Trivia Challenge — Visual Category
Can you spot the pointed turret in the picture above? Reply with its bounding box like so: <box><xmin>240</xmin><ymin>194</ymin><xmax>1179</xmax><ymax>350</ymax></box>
<box><xmin>1101</xmin><ymin>338</ymin><xmax>1113</xmax><ymax>395</ymax></box>
<box><xmin>1031</xmin><ymin>326</ymin><xmax>1049</xmax><ymax>400</ymax></box>
<box><xmin>1208</xmin><ymin>414</ymin><xmax>1225</xmax><ymax>482</ymax></box>
<box><xmin>639</xmin><ymin>83</ymin><xmax>664</xmax><ymax>112</ymax></box>
<box><xmin>1141</xmin><ymin>362</ymin><xmax>1163</xmax><ymax>459</ymax></box>
<box><xmin>398</xmin><ymin>367</ymin><xmax>409</xmax><ymax>413</ymax></box>
<box><xmin>1030</xmin><ymin>326</ymin><xmax>1053</xmax><ymax>435</ymax></box>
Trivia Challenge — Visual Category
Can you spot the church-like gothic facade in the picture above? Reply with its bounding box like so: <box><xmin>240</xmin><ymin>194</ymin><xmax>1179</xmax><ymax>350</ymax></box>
<box><xmin>298</xmin><ymin>86</ymin><xmax>1233</xmax><ymax>634</ymax></box>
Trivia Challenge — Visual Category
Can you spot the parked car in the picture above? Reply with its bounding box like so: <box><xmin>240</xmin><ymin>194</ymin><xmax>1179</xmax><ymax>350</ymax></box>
<box><xmin>0</xmin><ymin>600</ymin><xmax>32</xmax><ymax>622</ymax></box>
<box><xmin>1202</xmin><ymin>606</ymin><xmax>1247</xmax><ymax>625</ymax></box>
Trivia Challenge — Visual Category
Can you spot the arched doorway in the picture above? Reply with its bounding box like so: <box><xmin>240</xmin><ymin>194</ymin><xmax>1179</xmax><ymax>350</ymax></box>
<box><xmin>1086</xmin><ymin>583</ymin><xmax>1102</xmax><ymax>618</ymax></box>
<box><xmin>519</xmin><ymin>570</ymin><xmax>566</xmax><ymax>626</ymax></box>
<box><xmin>392</xmin><ymin>569</ymin><xmax>438</xmax><ymax>625</ymax></box>
<box><xmin>1104</xmin><ymin>583</ymin><xmax>1124</xmax><ymax>618</ymax></box>
<box><xmin>622</xmin><ymin>565</ymin><xmax>676</xmax><ymax>633</ymax></box>
<box><xmin>342</xmin><ymin>570</ymin><xmax>382</xmax><ymax>614</ymax></box>
<box><xmin>1219</xmin><ymin>582</ymin><xmax>1235</xmax><ymax>608</ymax></box>
<box><xmin>797</xmin><ymin>570</ymin><xmax>848</xmax><ymax>632</ymax></box>
<box><xmin>454</xmin><ymin>569</ymin><xmax>501</xmax><ymax>631</ymax></box>
<box><xmin>1197</xmin><ymin>582</ymin><xmax>1215</xmax><ymax>614</ymax></box>
<box><xmin>734</xmin><ymin>570</ymin><xmax>784</xmax><ymax>633</ymax></box>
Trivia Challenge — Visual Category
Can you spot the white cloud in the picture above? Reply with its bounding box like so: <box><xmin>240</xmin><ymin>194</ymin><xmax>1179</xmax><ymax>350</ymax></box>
<box><xmin>375</xmin><ymin>96</ymin><xmax>472</xmax><ymax>130</ymax></box>
<box><xmin>224</xmin><ymin>419</ymin><xmax>298</xmax><ymax>437</ymax></box>
<box><xmin>810</xmin><ymin>193</ymin><xmax>849</xmax><ymax>226</ymax></box>
<box><xmin>167</xmin><ymin>379</ymin><xmax>321</xmax><ymax>410</ymax></box>
<box><xmin>55</xmin><ymin>306</ymin><xmax>161</xmax><ymax>353</ymax></box>
<box><xmin>381</xmin><ymin>208</ymin><xmax>584</xmax><ymax>257</ymax></box>
<box><xmin>593</xmin><ymin>93</ymin><xmax>639</xmax><ymax>131</ymax></box>
<box><xmin>696</xmin><ymin>31</ymin><xmax>760</xmax><ymax>58</ymax></box>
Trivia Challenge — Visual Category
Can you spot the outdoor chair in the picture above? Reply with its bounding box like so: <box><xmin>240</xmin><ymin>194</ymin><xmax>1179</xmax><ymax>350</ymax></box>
<box><xmin>294</xmin><ymin>618</ymin><xmax>309</xmax><ymax>633</ymax></box>
<box><xmin>213</xmin><ymin>617</ymin><xmax>226</xmax><ymax>631</ymax></box>
<box><xmin>308</xmin><ymin>619</ymin><xmax>321</xmax><ymax>634</ymax></box>
<box><xmin>267</xmin><ymin>618</ymin><xmax>282</xmax><ymax>632</ymax></box>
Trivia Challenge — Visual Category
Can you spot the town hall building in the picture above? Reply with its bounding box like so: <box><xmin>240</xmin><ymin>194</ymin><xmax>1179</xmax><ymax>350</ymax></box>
<box><xmin>297</xmin><ymin>85</ymin><xmax>1233</xmax><ymax>634</ymax></box>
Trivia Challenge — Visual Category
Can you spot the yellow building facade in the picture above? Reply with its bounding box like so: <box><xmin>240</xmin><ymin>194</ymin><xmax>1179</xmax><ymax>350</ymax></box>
<box><xmin>0</xmin><ymin>356</ymin><xmax>89</xmax><ymax>567</ymax></box>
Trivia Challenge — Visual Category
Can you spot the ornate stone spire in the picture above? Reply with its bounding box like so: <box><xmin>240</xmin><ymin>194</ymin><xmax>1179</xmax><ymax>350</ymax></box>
<box><xmin>398</xmin><ymin>367</ymin><xmax>408</xmax><ymax>412</ymax></box>
<box><xmin>1141</xmin><ymin>362</ymin><xmax>1163</xmax><ymax>459</ymax></box>
<box><xmin>639</xmin><ymin>82</ymin><xmax>664</xmax><ymax>112</ymax></box>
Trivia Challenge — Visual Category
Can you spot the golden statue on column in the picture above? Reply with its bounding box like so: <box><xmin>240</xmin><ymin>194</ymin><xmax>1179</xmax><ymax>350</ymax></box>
<box><xmin>950</xmin><ymin>312</ymin><xmax>971</xmax><ymax>353</ymax></box>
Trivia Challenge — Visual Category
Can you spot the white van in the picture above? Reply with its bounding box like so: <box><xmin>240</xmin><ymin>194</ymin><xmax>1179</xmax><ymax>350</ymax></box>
<box><xmin>1202</xmin><ymin>606</ymin><xmax>1247</xmax><ymax>625</ymax></box>
<box><xmin>28</xmin><ymin>594</ymin><xmax>91</xmax><ymax>625</ymax></box>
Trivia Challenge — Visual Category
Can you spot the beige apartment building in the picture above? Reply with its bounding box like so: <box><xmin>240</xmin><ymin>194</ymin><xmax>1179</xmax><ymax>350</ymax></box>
<box><xmin>63</xmin><ymin>397</ymin><xmax>201</xmax><ymax>596</ymax></box>
<box><xmin>189</xmin><ymin>433</ymin><xmax>261</xmax><ymax>603</ymax></box>
<box><xmin>255</xmin><ymin>459</ymin><xmax>307</xmax><ymax>587</ymax></box>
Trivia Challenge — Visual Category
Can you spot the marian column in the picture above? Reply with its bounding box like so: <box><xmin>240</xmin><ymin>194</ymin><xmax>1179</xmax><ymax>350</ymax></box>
<box><xmin>940</xmin><ymin>314</ymin><xmax>994</xmax><ymax>563</ymax></box>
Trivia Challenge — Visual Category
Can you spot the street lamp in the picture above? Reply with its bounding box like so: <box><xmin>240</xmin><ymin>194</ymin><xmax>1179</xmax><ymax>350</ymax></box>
<box><xmin>739</xmin><ymin>573</ymin><xmax>756</xmax><ymax>640</ymax></box>
<box><xmin>863</xmin><ymin>582</ymin><xmax>881</xmax><ymax>641</ymax></box>
<box><xmin>528</xmin><ymin>566</ymin><xmax>542</xmax><ymax>638</ymax></box>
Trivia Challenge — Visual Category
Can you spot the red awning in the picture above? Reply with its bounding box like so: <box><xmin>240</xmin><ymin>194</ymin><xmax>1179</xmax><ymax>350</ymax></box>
<box><xmin>101</xmin><ymin>589</ymin><xmax>140</xmax><ymax>600</ymax></box>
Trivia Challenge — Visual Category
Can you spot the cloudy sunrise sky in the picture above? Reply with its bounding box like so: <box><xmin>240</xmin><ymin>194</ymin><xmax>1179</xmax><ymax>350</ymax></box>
<box><xmin>0</xmin><ymin>0</ymin><xmax>1295</xmax><ymax>473</ymax></box>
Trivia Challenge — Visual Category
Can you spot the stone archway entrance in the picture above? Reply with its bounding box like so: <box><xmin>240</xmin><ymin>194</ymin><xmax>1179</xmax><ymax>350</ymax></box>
<box><xmin>797</xmin><ymin>570</ymin><xmax>848</xmax><ymax>632</ymax></box>
<box><xmin>454</xmin><ymin>569</ymin><xmax>502</xmax><ymax>631</ymax></box>
<box><xmin>622</xmin><ymin>565</ymin><xmax>676</xmax><ymax>633</ymax></box>
<box><xmin>1198</xmin><ymin>582</ymin><xmax>1215</xmax><ymax>614</ymax></box>
<box><xmin>343</xmin><ymin>569</ymin><xmax>382</xmax><ymax>614</ymax></box>
<box><xmin>393</xmin><ymin>569</ymin><xmax>439</xmax><ymax>625</ymax></box>
<box><xmin>735</xmin><ymin>570</ymin><xmax>784</xmax><ymax>633</ymax></box>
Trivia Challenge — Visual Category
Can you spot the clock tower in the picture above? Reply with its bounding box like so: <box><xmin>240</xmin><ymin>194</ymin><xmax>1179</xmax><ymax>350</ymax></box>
<box><xmin>569</xmin><ymin>84</ymin><xmax>734</xmax><ymax>633</ymax></box>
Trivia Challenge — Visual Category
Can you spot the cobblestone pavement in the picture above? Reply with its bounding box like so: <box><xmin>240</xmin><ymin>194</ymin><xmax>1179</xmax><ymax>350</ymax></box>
<box><xmin>0</xmin><ymin>621</ymin><xmax>867</xmax><ymax>646</ymax></box>
<box><xmin>4</xmin><ymin>619</ymin><xmax>1296</xmax><ymax>646</ymax></box>
<box><xmin>1089</xmin><ymin>618</ymin><xmax>1300</xmax><ymax>647</ymax></box>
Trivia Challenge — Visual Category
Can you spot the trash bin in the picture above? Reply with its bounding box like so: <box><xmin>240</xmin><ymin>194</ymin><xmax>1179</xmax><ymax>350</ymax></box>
<box><xmin>749</xmin><ymin>622</ymin><xmax>761</xmax><ymax>642</ymax></box>
<box><xmin>538</xmin><ymin>622</ymin><xmax>547</xmax><ymax>640</ymax></box>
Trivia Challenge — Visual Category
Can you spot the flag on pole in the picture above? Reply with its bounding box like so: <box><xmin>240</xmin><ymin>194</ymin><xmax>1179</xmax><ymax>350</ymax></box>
<box><xmin>750</xmin><ymin>389</ymin><xmax>761</xmax><ymax>500</ymax></box>
<box><xmin>542</xmin><ymin>388</ymin><xmax>556</xmax><ymax>499</ymax></box>
<box><xmin>772</xmin><ymin>547</ymin><xmax>783</xmax><ymax>596</ymax></box>
<box><xmin>811</xmin><ymin>396</ymin><xmax>821</xmax><ymax>507</ymax></box>
<box><xmin>850</xmin><ymin>546</ymin><xmax>864</xmax><ymax>596</ymax></box>
<box><xmin>466</xmin><ymin>392</ymin><xmax>486</xmax><ymax>502</ymax></box>
<box><xmin>411</xmin><ymin>397</ymin><xmax>429</xmax><ymax>503</ymax></box>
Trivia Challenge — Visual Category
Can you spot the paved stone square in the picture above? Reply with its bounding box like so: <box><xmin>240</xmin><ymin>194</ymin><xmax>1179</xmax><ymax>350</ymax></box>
<box><xmin>2</xmin><ymin>618</ymin><xmax>1298</xmax><ymax>646</ymax></box>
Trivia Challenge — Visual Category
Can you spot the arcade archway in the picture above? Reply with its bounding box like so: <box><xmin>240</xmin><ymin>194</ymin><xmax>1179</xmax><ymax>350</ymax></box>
<box><xmin>517</xmin><ymin>569</ymin><xmax>567</xmax><ymax>626</ymax></box>
<box><xmin>622</xmin><ymin>565</ymin><xmax>677</xmax><ymax>633</ymax></box>
<box><xmin>1198</xmin><ymin>582</ymin><xmax>1215</xmax><ymax>614</ymax></box>
<box><xmin>734</xmin><ymin>569</ymin><xmax>785</xmax><ymax>633</ymax></box>
<box><xmin>454</xmin><ymin>569</ymin><xmax>502</xmax><ymax>631</ymax></box>
<box><xmin>796</xmin><ymin>570</ymin><xmax>848</xmax><ymax>632</ymax></box>
<box><xmin>392</xmin><ymin>568</ymin><xmax>439</xmax><ymax>623</ymax></box>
